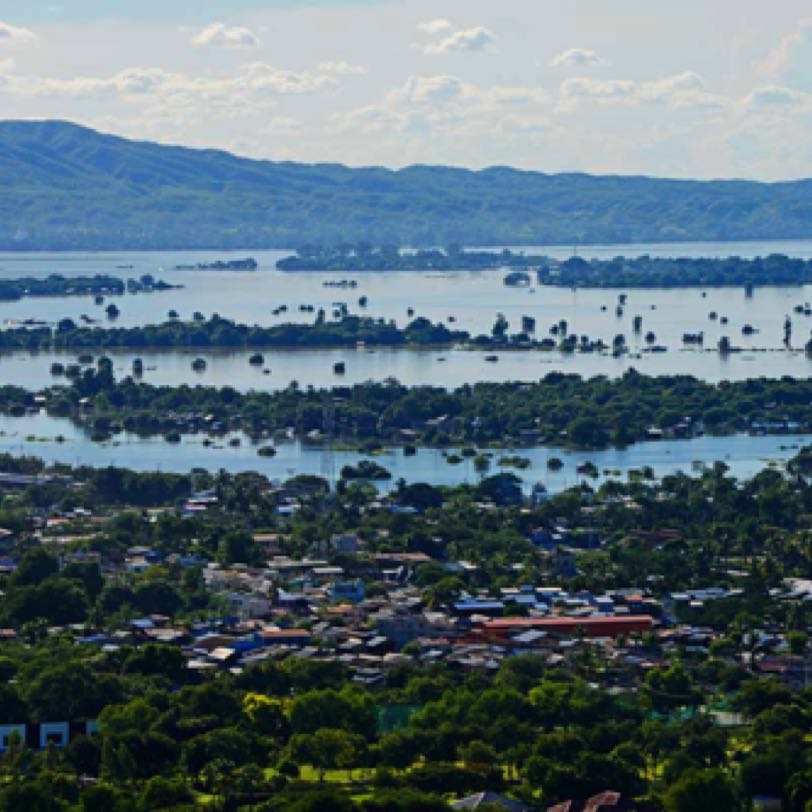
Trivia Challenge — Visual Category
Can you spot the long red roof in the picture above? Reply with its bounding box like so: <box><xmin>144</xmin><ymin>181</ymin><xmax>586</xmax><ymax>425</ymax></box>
<box><xmin>482</xmin><ymin>615</ymin><xmax>653</xmax><ymax>630</ymax></box>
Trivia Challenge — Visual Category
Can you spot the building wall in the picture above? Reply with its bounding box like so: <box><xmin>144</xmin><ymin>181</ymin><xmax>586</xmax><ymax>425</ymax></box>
<box><xmin>480</xmin><ymin>615</ymin><xmax>653</xmax><ymax>642</ymax></box>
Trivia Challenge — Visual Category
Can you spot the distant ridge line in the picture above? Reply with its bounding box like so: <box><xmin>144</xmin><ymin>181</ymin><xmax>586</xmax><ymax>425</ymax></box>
<box><xmin>1</xmin><ymin>119</ymin><xmax>812</xmax><ymax>250</ymax></box>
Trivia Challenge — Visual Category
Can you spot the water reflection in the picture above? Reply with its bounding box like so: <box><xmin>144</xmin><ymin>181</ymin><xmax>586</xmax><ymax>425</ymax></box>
<box><xmin>0</xmin><ymin>411</ymin><xmax>804</xmax><ymax>491</ymax></box>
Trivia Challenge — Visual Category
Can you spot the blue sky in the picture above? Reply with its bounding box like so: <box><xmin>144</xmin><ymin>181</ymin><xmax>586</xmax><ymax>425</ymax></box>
<box><xmin>0</xmin><ymin>0</ymin><xmax>382</xmax><ymax>23</ymax></box>
<box><xmin>1</xmin><ymin>0</ymin><xmax>811</xmax><ymax>179</ymax></box>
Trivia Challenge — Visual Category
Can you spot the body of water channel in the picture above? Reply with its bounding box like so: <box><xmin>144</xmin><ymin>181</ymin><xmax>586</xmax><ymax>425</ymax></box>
<box><xmin>1</xmin><ymin>345</ymin><xmax>811</xmax><ymax>392</ymax></box>
<box><xmin>2</xmin><ymin>241</ymin><xmax>812</xmax><ymax>482</ymax></box>
<box><xmin>0</xmin><ymin>411</ymin><xmax>804</xmax><ymax>491</ymax></box>
<box><xmin>2</xmin><ymin>241</ymin><xmax>812</xmax><ymax>389</ymax></box>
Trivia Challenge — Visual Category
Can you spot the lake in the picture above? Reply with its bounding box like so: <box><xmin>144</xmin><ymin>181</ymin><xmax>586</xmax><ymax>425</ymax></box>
<box><xmin>3</xmin><ymin>241</ymin><xmax>812</xmax><ymax>389</ymax></box>
<box><xmin>2</xmin><ymin>240</ymin><xmax>812</xmax><ymax>482</ymax></box>
<box><xmin>0</xmin><ymin>410</ymin><xmax>804</xmax><ymax>491</ymax></box>
<box><xmin>2</xmin><ymin>344</ymin><xmax>812</xmax><ymax>392</ymax></box>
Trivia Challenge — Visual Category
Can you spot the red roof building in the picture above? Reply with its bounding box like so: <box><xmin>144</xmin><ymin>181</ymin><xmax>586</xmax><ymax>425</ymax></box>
<box><xmin>476</xmin><ymin>615</ymin><xmax>653</xmax><ymax>643</ymax></box>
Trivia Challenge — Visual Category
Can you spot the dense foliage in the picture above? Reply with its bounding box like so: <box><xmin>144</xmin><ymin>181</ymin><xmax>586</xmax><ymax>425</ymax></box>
<box><xmin>280</xmin><ymin>248</ymin><xmax>812</xmax><ymax>289</ymax></box>
<box><xmin>277</xmin><ymin>246</ymin><xmax>540</xmax><ymax>272</ymax></box>
<box><xmin>174</xmin><ymin>258</ymin><xmax>258</xmax><ymax>271</ymax></box>
<box><xmin>5</xmin><ymin>368</ymin><xmax>812</xmax><ymax>448</ymax></box>
<box><xmin>0</xmin><ymin>455</ymin><xmax>805</xmax><ymax>808</ymax></box>
<box><xmin>0</xmin><ymin>274</ymin><xmax>177</xmax><ymax>302</ymax></box>
<box><xmin>0</xmin><ymin>315</ymin><xmax>467</xmax><ymax>351</ymax></box>
<box><xmin>539</xmin><ymin>254</ymin><xmax>812</xmax><ymax>288</ymax></box>
<box><xmin>5</xmin><ymin>121</ymin><xmax>812</xmax><ymax>249</ymax></box>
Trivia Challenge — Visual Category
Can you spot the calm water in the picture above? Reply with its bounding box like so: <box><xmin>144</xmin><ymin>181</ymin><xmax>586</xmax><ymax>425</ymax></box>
<box><xmin>2</xmin><ymin>345</ymin><xmax>812</xmax><ymax>392</ymax></box>
<box><xmin>0</xmin><ymin>410</ymin><xmax>804</xmax><ymax>491</ymax></box>
<box><xmin>2</xmin><ymin>242</ymin><xmax>812</xmax><ymax>388</ymax></box>
<box><xmin>2</xmin><ymin>241</ymin><xmax>811</xmax><ymax>480</ymax></box>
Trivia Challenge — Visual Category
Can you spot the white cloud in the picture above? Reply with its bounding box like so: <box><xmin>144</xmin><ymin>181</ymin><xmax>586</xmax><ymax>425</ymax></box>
<box><xmin>363</xmin><ymin>75</ymin><xmax>550</xmax><ymax>116</ymax></box>
<box><xmin>0</xmin><ymin>21</ymin><xmax>36</xmax><ymax>44</ymax></box>
<box><xmin>0</xmin><ymin>57</ymin><xmax>14</xmax><ymax>73</ymax></box>
<box><xmin>638</xmin><ymin>71</ymin><xmax>719</xmax><ymax>108</ymax></box>
<box><xmin>318</xmin><ymin>61</ymin><xmax>366</xmax><ymax>75</ymax></box>
<box><xmin>423</xmin><ymin>26</ymin><xmax>496</xmax><ymax>55</ymax></box>
<box><xmin>332</xmin><ymin>105</ymin><xmax>407</xmax><ymax>134</ymax></box>
<box><xmin>743</xmin><ymin>84</ymin><xmax>812</xmax><ymax>111</ymax></box>
<box><xmin>383</xmin><ymin>75</ymin><xmax>548</xmax><ymax>111</ymax></box>
<box><xmin>560</xmin><ymin>77</ymin><xmax>634</xmax><ymax>100</ymax></box>
<box><xmin>1</xmin><ymin>67</ymin><xmax>172</xmax><ymax>98</ymax></box>
<box><xmin>388</xmin><ymin>74</ymin><xmax>464</xmax><ymax>106</ymax></box>
<box><xmin>109</xmin><ymin>68</ymin><xmax>168</xmax><ymax>95</ymax></box>
<box><xmin>192</xmin><ymin>22</ymin><xmax>259</xmax><ymax>49</ymax></box>
<box><xmin>239</xmin><ymin>62</ymin><xmax>337</xmax><ymax>94</ymax></box>
<box><xmin>335</xmin><ymin>74</ymin><xmax>550</xmax><ymax>143</ymax></box>
<box><xmin>4</xmin><ymin>3</ymin><xmax>810</xmax><ymax>179</ymax></box>
<box><xmin>549</xmin><ymin>48</ymin><xmax>605</xmax><ymax>68</ymax></box>
<box><xmin>639</xmin><ymin>71</ymin><xmax>704</xmax><ymax>97</ymax></box>
<box><xmin>0</xmin><ymin>63</ymin><xmax>336</xmax><ymax>104</ymax></box>
<box><xmin>417</xmin><ymin>19</ymin><xmax>453</xmax><ymax>35</ymax></box>
<box><xmin>559</xmin><ymin>72</ymin><xmax>720</xmax><ymax>110</ymax></box>
<box><xmin>760</xmin><ymin>18</ymin><xmax>812</xmax><ymax>76</ymax></box>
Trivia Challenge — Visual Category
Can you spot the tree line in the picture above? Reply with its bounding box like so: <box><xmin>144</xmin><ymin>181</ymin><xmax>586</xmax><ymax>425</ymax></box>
<box><xmin>3</xmin><ymin>368</ymin><xmax>812</xmax><ymax>448</ymax></box>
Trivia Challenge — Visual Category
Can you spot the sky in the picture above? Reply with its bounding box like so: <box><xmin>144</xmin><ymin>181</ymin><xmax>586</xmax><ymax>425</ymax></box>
<box><xmin>1</xmin><ymin>0</ymin><xmax>812</xmax><ymax>180</ymax></box>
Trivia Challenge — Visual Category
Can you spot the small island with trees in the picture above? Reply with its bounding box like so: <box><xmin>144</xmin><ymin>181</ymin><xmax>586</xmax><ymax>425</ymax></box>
<box><xmin>0</xmin><ymin>314</ymin><xmax>469</xmax><ymax>352</ymax></box>
<box><xmin>277</xmin><ymin>246</ymin><xmax>812</xmax><ymax>288</ymax></box>
<box><xmin>174</xmin><ymin>258</ymin><xmax>258</xmax><ymax>271</ymax></box>
<box><xmin>5</xmin><ymin>367</ymin><xmax>812</xmax><ymax>450</ymax></box>
<box><xmin>0</xmin><ymin>273</ymin><xmax>180</xmax><ymax>302</ymax></box>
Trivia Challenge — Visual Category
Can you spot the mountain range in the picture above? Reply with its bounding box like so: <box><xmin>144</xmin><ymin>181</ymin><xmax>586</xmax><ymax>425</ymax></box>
<box><xmin>1</xmin><ymin>119</ymin><xmax>812</xmax><ymax>250</ymax></box>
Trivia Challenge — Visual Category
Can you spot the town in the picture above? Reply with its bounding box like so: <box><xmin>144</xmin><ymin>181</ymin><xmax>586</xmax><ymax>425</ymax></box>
<box><xmin>0</xmin><ymin>452</ymin><xmax>807</xmax><ymax>809</ymax></box>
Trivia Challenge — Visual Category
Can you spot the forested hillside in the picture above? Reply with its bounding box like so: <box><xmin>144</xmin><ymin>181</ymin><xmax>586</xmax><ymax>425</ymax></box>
<box><xmin>2</xmin><ymin>120</ymin><xmax>812</xmax><ymax>249</ymax></box>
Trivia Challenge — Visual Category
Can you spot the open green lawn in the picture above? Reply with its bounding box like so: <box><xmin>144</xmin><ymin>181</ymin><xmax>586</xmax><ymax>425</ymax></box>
<box><xmin>265</xmin><ymin>765</ymin><xmax>376</xmax><ymax>785</ymax></box>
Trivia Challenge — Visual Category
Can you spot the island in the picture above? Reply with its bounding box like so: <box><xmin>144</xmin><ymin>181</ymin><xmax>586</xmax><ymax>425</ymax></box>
<box><xmin>276</xmin><ymin>246</ymin><xmax>535</xmax><ymax>272</ymax></box>
<box><xmin>278</xmin><ymin>245</ymin><xmax>812</xmax><ymax>288</ymax></box>
<box><xmin>6</xmin><ymin>368</ymin><xmax>812</xmax><ymax>450</ymax></box>
<box><xmin>0</xmin><ymin>308</ymin><xmax>800</xmax><ymax>357</ymax></box>
<box><xmin>0</xmin><ymin>315</ymin><xmax>469</xmax><ymax>352</ymax></box>
<box><xmin>0</xmin><ymin>273</ymin><xmax>180</xmax><ymax>302</ymax></box>
<box><xmin>537</xmin><ymin>254</ymin><xmax>812</xmax><ymax>288</ymax></box>
<box><xmin>174</xmin><ymin>257</ymin><xmax>258</xmax><ymax>271</ymax></box>
<box><xmin>503</xmin><ymin>271</ymin><xmax>532</xmax><ymax>287</ymax></box>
